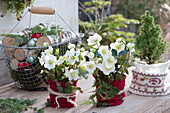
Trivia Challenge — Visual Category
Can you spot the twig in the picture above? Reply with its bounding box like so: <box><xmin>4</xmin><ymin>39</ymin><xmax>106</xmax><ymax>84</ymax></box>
<box><xmin>78</xmin><ymin>1</ymin><xmax>96</xmax><ymax>30</ymax></box>
<box><xmin>96</xmin><ymin>0</ymin><xmax>106</xmax><ymax>32</ymax></box>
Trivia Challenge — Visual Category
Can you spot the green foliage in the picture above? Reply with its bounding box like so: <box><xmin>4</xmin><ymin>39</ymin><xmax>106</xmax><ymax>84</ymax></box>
<box><xmin>81</xmin><ymin>100</ymin><xmax>92</xmax><ymax>105</ymax></box>
<box><xmin>115</xmin><ymin>0</ymin><xmax>169</xmax><ymax>24</ymax></box>
<box><xmin>111</xmin><ymin>49</ymin><xmax>117</xmax><ymax>57</ymax></box>
<box><xmin>1</xmin><ymin>0</ymin><xmax>34</xmax><ymax>20</ymax></box>
<box><xmin>135</xmin><ymin>11</ymin><xmax>167</xmax><ymax>64</ymax></box>
<box><xmin>56</xmin><ymin>82</ymin><xmax>78</xmax><ymax>94</ymax></box>
<box><xmin>79</xmin><ymin>0</ymin><xmax>139</xmax><ymax>45</ymax></box>
<box><xmin>78</xmin><ymin>67</ymin><xmax>88</xmax><ymax>79</ymax></box>
<box><xmin>119</xmin><ymin>50</ymin><xmax>129</xmax><ymax>57</ymax></box>
<box><xmin>45</xmin><ymin>101</ymin><xmax>50</xmax><ymax>107</ymax></box>
<box><xmin>57</xmin><ymin>83</ymin><xmax>64</xmax><ymax>93</ymax></box>
<box><xmin>83</xmin><ymin>78</ymin><xmax>121</xmax><ymax>106</ymax></box>
<box><xmin>0</xmin><ymin>34</ymin><xmax>28</xmax><ymax>46</ymax></box>
<box><xmin>30</xmin><ymin>25</ymin><xmax>63</xmax><ymax>37</ymax></box>
<box><xmin>0</xmin><ymin>98</ymin><xmax>44</xmax><ymax>113</ymax></box>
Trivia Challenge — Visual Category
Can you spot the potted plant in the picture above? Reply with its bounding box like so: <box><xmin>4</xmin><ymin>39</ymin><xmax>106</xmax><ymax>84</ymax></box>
<box><xmin>82</xmin><ymin>33</ymin><xmax>135</xmax><ymax>107</ymax></box>
<box><xmin>39</xmin><ymin>43</ymin><xmax>88</xmax><ymax>108</ymax></box>
<box><xmin>128</xmin><ymin>11</ymin><xmax>170</xmax><ymax>96</ymax></box>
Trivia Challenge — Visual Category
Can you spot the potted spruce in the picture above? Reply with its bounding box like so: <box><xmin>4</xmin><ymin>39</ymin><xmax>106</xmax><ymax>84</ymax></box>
<box><xmin>129</xmin><ymin>11</ymin><xmax>170</xmax><ymax>96</ymax></box>
<box><xmin>39</xmin><ymin>44</ymin><xmax>88</xmax><ymax>108</ymax></box>
<box><xmin>83</xmin><ymin>33</ymin><xmax>135</xmax><ymax>107</ymax></box>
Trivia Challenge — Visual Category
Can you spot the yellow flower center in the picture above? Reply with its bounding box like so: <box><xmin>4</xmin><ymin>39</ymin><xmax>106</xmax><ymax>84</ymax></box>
<box><xmin>94</xmin><ymin>39</ymin><xmax>98</xmax><ymax>42</ymax></box>
<box><xmin>71</xmin><ymin>56</ymin><xmax>75</xmax><ymax>60</ymax></box>
<box><xmin>89</xmin><ymin>64</ymin><xmax>94</xmax><ymax>69</ymax></box>
<box><xmin>106</xmin><ymin>67</ymin><xmax>112</xmax><ymax>71</ymax></box>
<box><xmin>102</xmin><ymin>50</ymin><xmax>107</xmax><ymax>54</ymax></box>
<box><xmin>80</xmin><ymin>66</ymin><xmax>86</xmax><ymax>71</ymax></box>
<box><xmin>107</xmin><ymin>58</ymin><xmax>114</xmax><ymax>63</ymax></box>
<box><xmin>89</xmin><ymin>54</ymin><xmax>93</xmax><ymax>57</ymax></box>
<box><xmin>71</xmin><ymin>72</ymin><xmax>76</xmax><ymax>77</ymax></box>
<box><xmin>49</xmin><ymin>60</ymin><xmax>53</xmax><ymax>65</ymax></box>
<box><xmin>115</xmin><ymin>43</ymin><xmax>121</xmax><ymax>50</ymax></box>
<box><xmin>61</xmin><ymin>56</ymin><xmax>65</xmax><ymax>60</ymax></box>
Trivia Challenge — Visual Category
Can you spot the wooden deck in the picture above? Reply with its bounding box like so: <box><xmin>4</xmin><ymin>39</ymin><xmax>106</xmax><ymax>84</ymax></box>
<box><xmin>0</xmin><ymin>73</ymin><xmax>170</xmax><ymax>113</ymax></box>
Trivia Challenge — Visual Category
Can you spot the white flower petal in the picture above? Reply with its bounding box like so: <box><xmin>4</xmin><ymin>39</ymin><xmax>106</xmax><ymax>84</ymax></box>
<box><xmin>88</xmin><ymin>52</ymin><xmax>94</xmax><ymax>59</ymax></box>
<box><xmin>87</xmin><ymin>33</ymin><xmax>102</xmax><ymax>46</ymax></box>
<box><xmin>68</xmin><ymin>43</ymin><xmax>75</xmax><ymax>49</ymax></box>
<box><xmin>98</xmin><ymin>46</ymin><xmax>111</xmax><ymax>58</ymax></box>
<box><xmin>44</xmin><ymin>54</ymin><xmax>57</xmax><ymax>70</ymax></box>
<box><xmin>65</xmin><ymin>69</ymin><xmax>80</xmax><ymax>81</ymax></box>
<box><xmin>44</xmin><ymin>46</ymin><xmax>53</xmax><ymax>55</ymax></box>
<box><xmin>86</xmin><ymin>61</ymin><xmax>96</xmax><ymax>73</ymax></box>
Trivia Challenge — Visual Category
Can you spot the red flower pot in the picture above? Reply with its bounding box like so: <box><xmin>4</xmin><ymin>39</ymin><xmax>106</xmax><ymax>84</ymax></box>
<box><xmin>94</xmin><ymin>75</ymin><xmax>126</xmax><ymax>106</ymax></box>
<box><xmin>47</xmin><ymin>80</ymin><xmax>78</xmax><ymax>108</ymax></box>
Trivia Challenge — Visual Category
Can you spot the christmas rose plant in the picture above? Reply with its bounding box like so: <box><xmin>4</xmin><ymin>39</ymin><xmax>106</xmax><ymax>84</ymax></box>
<box><xmin>39</xmin><ymin>43</ymin><xmax>88</xmax><ymax>93</ymax></box>
<box><xmin>83</xmin><ymin>33</ymin><xmax>135</xmax><ymax>106</ymax></box>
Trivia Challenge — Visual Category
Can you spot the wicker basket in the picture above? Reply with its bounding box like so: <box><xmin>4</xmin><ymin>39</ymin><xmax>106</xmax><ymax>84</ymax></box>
<box><xmin>0</xmin><ymin>7</ymin><xmax>83</xmax><ymax>90</ymax></box>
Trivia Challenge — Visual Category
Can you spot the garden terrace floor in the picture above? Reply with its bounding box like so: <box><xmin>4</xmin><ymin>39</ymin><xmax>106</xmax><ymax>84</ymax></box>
<box><xmin>0</xmin><ymin>71</ymin><xmax>170</xmax><ymax>113</ymax></box>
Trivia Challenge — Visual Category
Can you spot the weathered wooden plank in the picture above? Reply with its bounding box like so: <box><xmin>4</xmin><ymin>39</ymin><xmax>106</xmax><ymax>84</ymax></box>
<box><xmin>0</xmin><ymin>74</ymin><xmax>170</xmax><ymax>113</ymax></box>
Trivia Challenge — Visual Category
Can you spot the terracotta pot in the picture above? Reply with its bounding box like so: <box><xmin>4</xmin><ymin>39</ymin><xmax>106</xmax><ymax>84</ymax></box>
<box><xmin>94</xmin><ymin>75</ymin><xmax>126</xmax><ymax>106</ymax></box>
<box><xmin>47</xmin><ymin>80</ymin><xmax>78</xmax><ymax>108</ymax></box>
<box><xmin>128</xmin><ymin>61</ymin><xmax>170</xmax><ymax>96</ymax></box>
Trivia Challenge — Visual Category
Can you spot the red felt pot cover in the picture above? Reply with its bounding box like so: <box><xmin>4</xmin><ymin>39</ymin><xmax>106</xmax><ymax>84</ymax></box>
<box><xmin>47</xmin><ymin>80</ymin><xmax>78</xmax><ymax>108</ymax></box>
<box><xmin>94</xmin><ymin>75</ymin><xmax>126</xmax><ymax>106</ymax></box>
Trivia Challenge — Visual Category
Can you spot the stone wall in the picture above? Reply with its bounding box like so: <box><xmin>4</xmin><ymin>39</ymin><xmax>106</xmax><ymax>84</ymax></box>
<box><xmin>0</xmin><ymin>0</ymin><xmax>78</xmax><ymax>86</ymax></box>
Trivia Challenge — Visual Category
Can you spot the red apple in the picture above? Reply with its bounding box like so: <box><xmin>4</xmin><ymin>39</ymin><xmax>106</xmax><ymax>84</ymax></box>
<box><xmin>35</xmin><ymin>33</ymin><xmax>40</xmax><ymax>39</ymax></box>
<box><xmin>24</xmin><ymin>62</ymin><xmax>29</xmax><ymax>68</ymax></box>
<box><xmin>17</xmin><ymin>17</ymin><xmax>20</xmax><ymax>21</ymax></box>
<box><xmin>31</xmin><ymin>34</ymin><xmax>36</xmax><ymax>38</ymax></box>
<box><xmin>18</xmin><ymin>62</ymin><xmax>24</xmax><ymax>70</ymax></box>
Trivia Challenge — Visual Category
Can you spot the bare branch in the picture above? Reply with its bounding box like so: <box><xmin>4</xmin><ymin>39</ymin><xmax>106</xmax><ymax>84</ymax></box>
<box><xmin>78</xmin><ymin>2</ymin><xmax>96</xmax><ymax>32</ymax></box>
<box><xmin>96</xmin><ymin>0</ymin><xmax>106</xmax><ymax>32</ymax></box>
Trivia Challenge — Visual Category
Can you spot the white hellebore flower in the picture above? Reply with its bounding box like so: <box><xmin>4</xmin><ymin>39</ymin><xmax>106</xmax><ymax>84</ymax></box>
<box><xmin>88</xmin><ymin>52</ymin><xmax>94</xmax><ymax>59</ymax></box>
<box><xmin>65</xmin><ymin>69</ymin><xmax>79</xmax><ymax>81</ymax></box>
<box><xmin>104</xmin><ymin>56</ymin><xmax>117</xmax><ymax>68</ymax></box>
<box><xmin>67</xmin><ymin>50</ymin><xmax>79</xmax><ymax>65</ymax></box>
<box><xmin>81</xmin><ymin>51</ymin><xmax>88</xmax><ymax>57</ymax></box>
<box><xmin>44</xmin><ymin>54</ymin><xmax>57</xmax><ymax>70</ymax></box>
<box><xmin>80</xmin><ymin>47</ymin><xmax>85</xmax><ymax>51</ymax></box>
<box><xmin>43</xmin><ymin>42</ymin><xmax>49</xmax><ymax>47</ymax></box>
<box><xmin>38</xmin><ymin>52</ymin><xmax>45</xmax><ymax>66</ymax></box>
<box><xmin>57</xmin><ymin>56</ymin><xmax>66</xmax><ymax>65</ymax></box>
<box><xmin>87</xmin><ymin>33</ymin><xmax>102</xmax><ymax>46</ymax></box>
<box><xmin>79</xmin><ymin>62</ymin><xmax>87</xmax><ymax>72</ymax></box>
<box><xmin>86</xmin><ymin>61</ymin><xmax>96</xmax><ymax>73</ymax></box>
<box><xmin>90</xmin><ymin>58</ymin><xmax>102</xmax><ymax>64</ymax></box>
<box><xmin>98</xmin><ymin>63</ymin><xmax>115</xmax><ymax>75</ymax></box>
<box><xmin>98</xmin><ymin>46</ymin><xmax>111</xmax><ymax>58</ymax></box>
<box><xmin>115</xmin><ymin>38</ymin><xmax>125</xmax><ymax>43</ymax></box>
<box><xmin>68</xmin><ymin>43</ymin><xmax>75</xmax><ymax>49</ymax></box>
<box><xmin>127</xmin><ymin>43</ymin><xmax>135</xmax><ymax>53</ymax></box>
<box><xmin>44</xmin><ymin>46</ymin><xmax>53</xmax><ymax>55</ymax></box>
<box><xmin>65</xmin><ymin>50</ymin><xmax>71</xmax><ymax>60</ymax></box>
<box><xmin>110</xmin><ymin>42</ymin><xmax>125</xmax><ymax>53</ymax></box>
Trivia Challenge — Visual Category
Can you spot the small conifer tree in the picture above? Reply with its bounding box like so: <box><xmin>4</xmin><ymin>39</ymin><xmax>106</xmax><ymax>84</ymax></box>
<box><xmin>135</xmin><ymin>11</ymin><xmax>167</xmax><ymax>64</ymax></box>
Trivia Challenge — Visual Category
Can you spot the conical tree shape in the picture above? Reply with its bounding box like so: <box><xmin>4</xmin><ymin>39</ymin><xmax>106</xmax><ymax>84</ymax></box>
<box><xmin>135</xmin><ymin>11</ymin><xmax>167</xmax><ymax>64</ymax></box>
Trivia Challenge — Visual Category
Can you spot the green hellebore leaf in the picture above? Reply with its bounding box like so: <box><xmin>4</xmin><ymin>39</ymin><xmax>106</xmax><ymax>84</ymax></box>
<box><xmin>95</xmin><ymin>50</ymin><xmax>102</xmax><ymax>58</ymax></box>
<box><xmin>118</xmin><ymin>50</ymin><xmax>129</xmax><ymax>57</ymax></box>
<box><xmin>55</xmin><ymin>49</ymin><xmax>59</xmax><ymax>55</ymax></box>
<box><xmin>112</xmin><ymin>49</ymin><xmax>117</xmax><ymax>57</ymax></box>
<box><xmin>57</xmin><ymin>83</ymin><xmax>61</xmax><ymax>86</ymax></box>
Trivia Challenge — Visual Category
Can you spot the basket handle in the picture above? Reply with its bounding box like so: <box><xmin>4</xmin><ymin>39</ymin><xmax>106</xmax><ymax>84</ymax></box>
<box><xmin>29</xmin><ymin>7</ymin><xmax>55</xmax><ymax>15</ymax></box>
